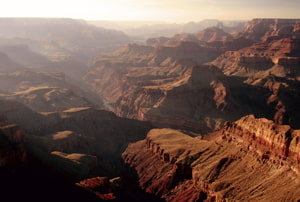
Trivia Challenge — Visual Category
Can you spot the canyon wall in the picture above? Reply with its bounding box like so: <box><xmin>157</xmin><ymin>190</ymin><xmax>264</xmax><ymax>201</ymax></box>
<box><xmin>123</xmin><ymin>116</ymin><xmax>300</xmax><ymax>201</ymax></box>
<box><xmin>221</xmin><ymin>115</ymin><xmax>300</xmax><ymax>170</ymax></box>
<box><xmin>84</xmin><ymin>18</ymin><xmax>300</xmax><ymax>134</ymax></box>
<box><xmin>237</xmin><ymin>18</ymin><xmax>300</xmax><ymax>42</ymax></box>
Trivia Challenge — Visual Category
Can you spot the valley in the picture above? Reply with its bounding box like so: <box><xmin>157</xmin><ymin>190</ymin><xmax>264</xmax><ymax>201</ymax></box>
<box><xmin>0</xmin><ymin>17</ymin><xmax>299</xmax><ymax>201</ymax></box>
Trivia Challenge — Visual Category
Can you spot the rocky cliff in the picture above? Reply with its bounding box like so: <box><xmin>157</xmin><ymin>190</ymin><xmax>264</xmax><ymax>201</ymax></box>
<box><xmin>210</xmin><ymin>18</ymin><xmax>300</xmax><ymax>129</ymax></box>
<box><xmin>123</xmin><ymin>116</ymin><xmax>300</xmax><ymax>201</ymax></box>
<box><xmin>84</xmin><ymin>42</ymin><xmax>223</xmax><ymax>132</ymax></box>
<box><xmin>237</xmin><ymin>18</ymin><xmax>300</xmax><ymax>42</ymax></box>
<box><xmin>221</xmin><ymin>115</ymin><xmax>300</xmax><ymax>170</ymax></box>
<box><xmin>84</xmin><ymin>18</ymin><xmax>300</xmax><ymax>133</ymax></box>
<box><xmin>196</xmin><ymin>27</ymin><xmax>233</xmax><ymax>43</ymax></box>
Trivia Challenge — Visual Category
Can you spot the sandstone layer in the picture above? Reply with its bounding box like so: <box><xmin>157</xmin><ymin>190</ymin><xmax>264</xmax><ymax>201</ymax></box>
<box><xmin>123</xmin><ymin>115</ymin><xmax>300</xmax><ymax>201</ymax></box>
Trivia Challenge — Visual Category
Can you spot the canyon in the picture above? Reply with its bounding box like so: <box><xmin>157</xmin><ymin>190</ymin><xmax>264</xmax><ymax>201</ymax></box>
<box><xmin>0</xmin><ymin>18</ymin><xmax>299</xmax><ymax>201</ymax></box>
<box><xmin>85</xmin><ymin>18</ymin><xmax>300</xmax><ymax>133</ymax></box>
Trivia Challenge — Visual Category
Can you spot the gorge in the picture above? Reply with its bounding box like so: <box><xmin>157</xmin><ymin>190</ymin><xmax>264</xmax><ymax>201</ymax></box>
<box><xmin>0</xmin><ymin>18</ymin><xmax>299</xmax><ymax>201</ymax></box>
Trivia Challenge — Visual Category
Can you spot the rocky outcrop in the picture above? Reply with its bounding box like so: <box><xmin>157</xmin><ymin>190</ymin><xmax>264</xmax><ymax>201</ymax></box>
<box><xmin>221</xmin><ymin>115</ymin><xmax>300</xmax><ymax>170</ymax></box>
<box><xmin>212</xmin><ymin>37</ymin><xmax>300</xmax><ymax>77</ymax></box>
<box><xmin>212</xmin><ymin>19</ymin><xmax>300</xmax><ymax>79</ymax></box>
<box><xmin>237</xmin><ymin>18</ymin><xmax>300</xmax><ymax>42</ymax></box>
<box><xmin>123</xmin><ymin>117</ymin><xmax>300</xmax><ymax>201</ymax></box>
<box><xmin>123</xmin><ymin>129</ymin><xmax>197</xmax><ymax>196</ymax></box>
<box><xmin>146</xmin><ymin>26</ymin><xmax>234</xmax><ymax>48</ymax></box>
<box><xmin>196</xmin><ymin>26</ymin><xmax>233</xmax><ymax>43</ymax></box>
<box><xmin>76</xmin><ymin>177</ymin><xmax>117</xmax><ymax>200</ymax></box>
<box><xmin>209</xmin><ymin>19</ymin><xmax>300</xmax><ymax>129</ymax></box>
<box><xmin>114</xmin><ymin>88</ymin><xmax>167</xmax><ymax>120</ymax></box>
<box><xmin>0</xmin><ymin>70</ymin><xmax>100</xmax><ymax>113</ymax></box>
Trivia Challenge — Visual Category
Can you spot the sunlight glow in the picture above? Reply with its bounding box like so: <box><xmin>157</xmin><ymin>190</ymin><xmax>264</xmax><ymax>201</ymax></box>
<box><xmin>0</xmin><ymin>0</ymin><xmax>299</xmax><ymax>22</ymax></box>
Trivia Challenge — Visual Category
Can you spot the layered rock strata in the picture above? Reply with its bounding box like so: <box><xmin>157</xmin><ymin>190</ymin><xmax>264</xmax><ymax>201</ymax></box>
<box><xmin>123</xmin><ymin>116</ymin><xmax>300</xmax><ymax>201</ymax></box>
<box><xmin>221</xmin><ymin>115</ymin><xmax>300</xmax><ymax>171</ymax></box>
<box><xmin>85</xmin><ymin>18</ymin><xmax>300</xmax><ymax>134</ymax></box>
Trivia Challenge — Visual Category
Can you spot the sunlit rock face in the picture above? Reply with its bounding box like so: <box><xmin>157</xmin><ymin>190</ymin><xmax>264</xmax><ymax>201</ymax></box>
<box><xmin>84</xmin><ymin>18</ymin><xmax>300</xmax><ymax>133</ymax></box>
<box><xmin>123</xmin><ymin>116</ymin><xmax>300</xmax><ymax>201</ymax></box>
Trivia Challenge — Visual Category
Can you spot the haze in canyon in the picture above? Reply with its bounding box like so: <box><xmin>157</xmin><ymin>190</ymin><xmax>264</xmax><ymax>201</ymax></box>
<box><xmin>0</xmin><ymin>1</ymin><xmax>300</xmax><ymax>202</ymax></box>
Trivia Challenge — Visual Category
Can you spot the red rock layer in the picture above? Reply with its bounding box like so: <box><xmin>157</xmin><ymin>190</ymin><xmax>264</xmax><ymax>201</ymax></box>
<box><xmin>123</xmin><ymin>116</ymin><xmax>300</xmax><ymax>201</ymax></box>
<box><xmin>221</xmin><ymin>115</ymin><xmax>300</xmax><ymax>171</ymax></box>
<box><xmin>76</xmin><ymin>177</ymin><xmax>117</xmax><ymax>200</ymax></box>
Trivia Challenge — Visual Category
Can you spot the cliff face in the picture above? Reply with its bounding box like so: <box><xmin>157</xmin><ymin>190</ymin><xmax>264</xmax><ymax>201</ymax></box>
<box><xmin>213</xmin><ymin>19</ymin><xmax>300</xmax><ymax>77</ymax></box>
<box><xmin>221</xmin><ymin>115</ymin><xmax>300</xmax><ymax>169</ymax></box>
<box><xmin>237</xmin><ymin>18</ymin><xmax>300</xmax><ymax>42</ymax></box>
<box><xmin>196</xmin><ymin>27</ymin><xmax>233</xmax><ymax>43</ymax></box>
<box><xmin>84</xmin><ymin>41</ymin><xmax>226</xmax><ymax>132</ymax></box>
<box><xmin>123</xmin><ymin>129</ymin><xmax>197</xmax><ymax>196</ymax></box>
<box><xmin>123</xmin><ymin>116</ymin><xmax>300</xmax><ymax>201</ymax></box>
<box><xmin>212</xmin><ymin>37</ymin><xmax>300</xmax><ymax>77</ymax></box>
<box><xmin>84</xmin><ymin>18</ymin><xmax>300</xmax><ymax>133</ymax></box>
<box><xmin>210</xmin><ymin>19</ymin><xmax>300</xmax><ymax>129</ymax></box>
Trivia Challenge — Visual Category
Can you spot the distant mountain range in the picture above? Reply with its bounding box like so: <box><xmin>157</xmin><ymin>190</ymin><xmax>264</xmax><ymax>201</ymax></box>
<box><xmin>88</xmin><ymin>19</ymin><xmax>246</xmax><ymax>41</ymax></box>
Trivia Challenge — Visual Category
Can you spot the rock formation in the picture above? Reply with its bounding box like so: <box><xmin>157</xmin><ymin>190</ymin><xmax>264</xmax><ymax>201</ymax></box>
<box><xmin>196</xmin><ymin>26</ymin><xmax>233</xmax><ymax>43</ymax></box>
<box><xmin>123</xmin><ymin>115</ymin><xmax>300</xmax><ymax>201</ymax></box>
<box><xmin>237</xmin><ymin>18</ymin><xmax>300</xmax><ymax>42</ymax></box>
<box><xmin>76</xmin><ymin>177</ymin><xmax>118</xmax><ymax>200</ymax></box>
<box><xmin>221</xmin><ymin>115</ymin><xmax>300</xmax><ymax>169</ymax></box>
<box><xmin>84</xmin><ymin>40</ymin><xmax>226</xmax><ymax>132</ymax></box>
<box><xmin>0</xmin><ymin>70</ymin><xmax>101</xmax><ymax>113</ymax></box>
<box><xmin>84</xmin><ymin>18</ymin><xmax>300</xmax><ymax>133</ymax></box>
<box><xmin>146</xmin><ymin>26</ymin><xmax>234</xmax><ymax>47</ymax></box>
<box><xmin>1</xmin><ymin>17</ymin><xmax>300</xmax><ymax>201</ymax></box>
<box><xmin>210</xmin><ymin>19</ymin><xmax>300</xmax><ymax>129</ymax></box>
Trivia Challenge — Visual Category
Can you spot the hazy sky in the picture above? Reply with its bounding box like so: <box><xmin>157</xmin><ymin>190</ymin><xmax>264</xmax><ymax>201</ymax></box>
<box><xmin>1</xmin><ymin>0</ymin><xmax>299</xmax><ymax>22</ymax></box>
